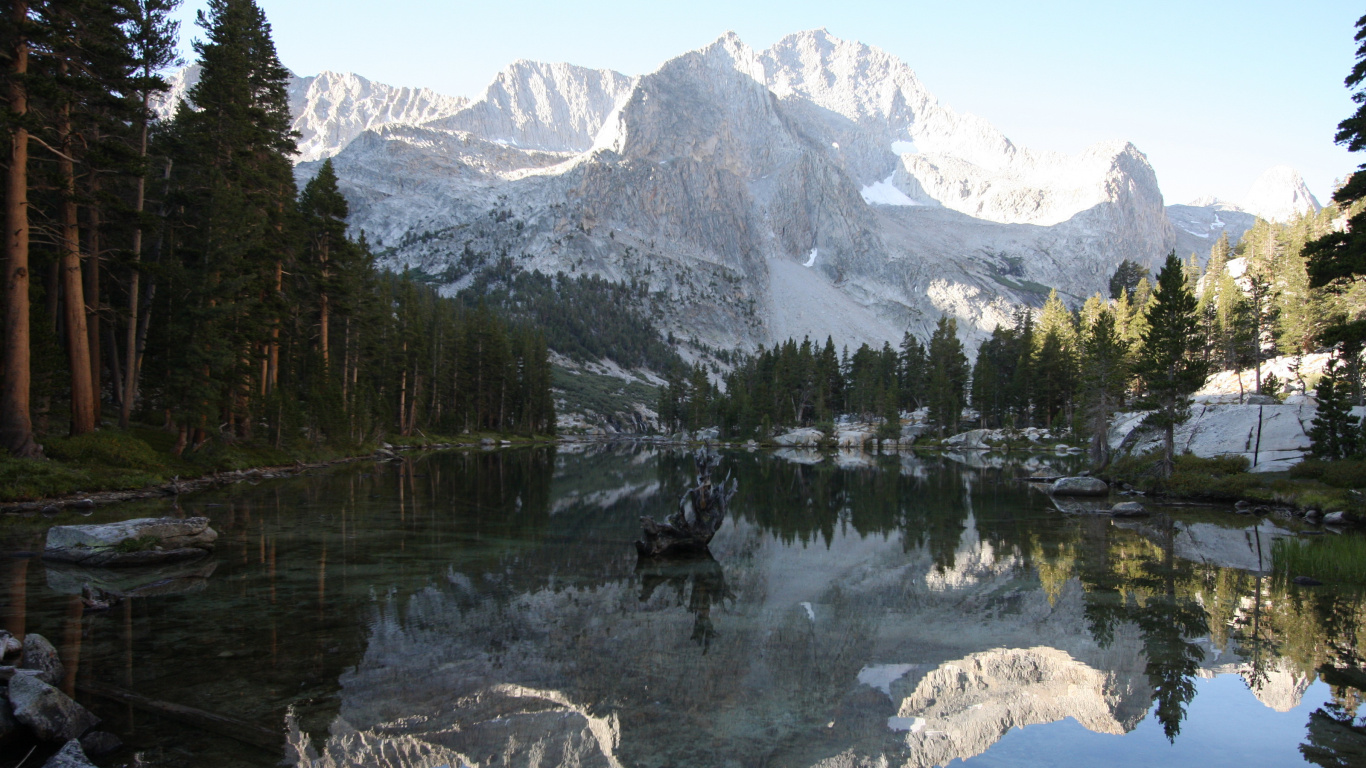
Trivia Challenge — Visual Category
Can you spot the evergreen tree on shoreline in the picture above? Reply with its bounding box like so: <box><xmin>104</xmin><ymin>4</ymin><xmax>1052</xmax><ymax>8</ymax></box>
<box><xmin>1134</xmin><ymin>253</ymin><xmax>1208</xmax><ymax>476</ymax></box>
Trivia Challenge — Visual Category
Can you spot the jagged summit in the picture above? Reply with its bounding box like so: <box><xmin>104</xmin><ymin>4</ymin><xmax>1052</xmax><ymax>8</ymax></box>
<box><xmin>1241</xmin><ymin>164</ymin><xmax>1321</xmax><ymax>222</ymax></box>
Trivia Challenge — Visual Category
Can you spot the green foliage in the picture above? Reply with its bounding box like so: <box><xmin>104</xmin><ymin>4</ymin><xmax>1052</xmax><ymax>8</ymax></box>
<box><xmin>1107</xmin><ymin>450</ymin><xmax>1256</xmax><ymax>499</ymax></box>
<box><xmin>459</xmin><ymin>259</ymin><xmax>682</xmax><ymax>372</ymax></box>
<box><xmin>44</xmin><ymin>431</ymin><xmax>166</xmax><ymax>472</ymax></box>
<box><xmin>1291</xmin><ymin>459</ymin><xmax>1366</xmax><ymax>489</ymax></box>
<box><xmin>554</xmin><ymin>368</ymin><xmax>659</xmax><ymax>429</ymax></box>
<box><xmin>1133</xmin><ymin>253</ymin><xmax>1209</xmax><ymax>470</ymax></box>
<box><xmin>1109</xmin><ymin>259</ymin><xmax>1149</xmax><ymax>300</ymax></box>
<box><xmin>927</xmin><ymin>317</ymin><xmax>969</xmax><ymax>437</ymax></box>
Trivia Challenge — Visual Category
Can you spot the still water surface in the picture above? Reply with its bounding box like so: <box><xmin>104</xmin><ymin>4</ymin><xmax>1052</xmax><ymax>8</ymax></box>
<box><xmin>2</xmin><ymin>445</ymin><xmax>1364</xmax><ymax>767</ymax></box>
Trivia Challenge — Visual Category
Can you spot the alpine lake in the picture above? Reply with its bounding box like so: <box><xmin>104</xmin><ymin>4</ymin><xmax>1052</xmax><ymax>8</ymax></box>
<box><xmin>2</xmin><ymin>443</ymin><xmax>1364</xmax><ymax>768</ymax></box>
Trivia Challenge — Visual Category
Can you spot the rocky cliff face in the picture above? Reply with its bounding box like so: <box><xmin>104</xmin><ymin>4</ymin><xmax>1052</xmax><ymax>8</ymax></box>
<box><xmin>156</xmin><ymin>64</ymin><xmax>470</xmax><ymax>162</ymax></box>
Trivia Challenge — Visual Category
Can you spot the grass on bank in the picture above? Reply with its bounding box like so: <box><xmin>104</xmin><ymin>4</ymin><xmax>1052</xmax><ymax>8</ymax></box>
<box><xmin>0</xmin><ymin>426</ymin><xmax>553</xmax><ymax>504</ymax></box>
<box><xmin>1273</xmin><ymin>535</ymin><xmax>1366</xmax><ymax>584</ymax></box>
<box><xmin>1104</xmin><ymin>450</ymin><xmax>1366</xmax><ymax>513</ymax></box>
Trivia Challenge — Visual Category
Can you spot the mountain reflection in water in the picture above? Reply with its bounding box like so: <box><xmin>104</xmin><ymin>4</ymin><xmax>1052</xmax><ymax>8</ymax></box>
<box><xmin>1</xmin><ymin>445</ymin><xmax>1363</xmax><ymax>768</ymax></box>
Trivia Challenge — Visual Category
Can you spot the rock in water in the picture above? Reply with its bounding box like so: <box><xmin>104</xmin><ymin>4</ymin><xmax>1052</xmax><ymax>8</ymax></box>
<box><xmin>1323</xmin><ymin>511</ymin><xmax>1357</xmax><ymax>526</ymax></box>
<box><xmin>1110</xmin><ymin>502</ymin><xmax>1149</xmax><ymax>517</ymax></box>
<box><xmin>44</xmin><ymin>517</ymin><xmax>217</xmax><ymax>567</ymax></box>
<box><xmin>636</xmin><ymin>449</ymin><xmax>737</xmax><ymax>557</ymax></box>
<box><xmin>1050</xmin><ymin>477</ymin><xmax>1110</xmax><ymax>497</ymax></box>
<box><xmin>8</xmin><ymin>674</ymin><xmax>99</xmax><ymax>742</ymax></box>
<box><xmin>41</xmin><ymin>739</ymin><xmax>97</xmax><ymax>768</ymax></box>
<box><xmin>1293</xmin><ymin>576</ymin><xmax>1324</xmax><ymax>587</ymax></box>
<box><xmin>19</xmin><ymin>633</ymin><xmax>64</xmax><ymax>686</ymax></box>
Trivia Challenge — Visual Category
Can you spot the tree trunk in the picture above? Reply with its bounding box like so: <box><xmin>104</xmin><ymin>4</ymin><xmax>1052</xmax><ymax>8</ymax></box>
<box><xmin>121</xmin><ymin>117</ymin><xmax>159</xmax><ymax>429</ymax></box>
<box><xmin>58</xmin><ymin>83</ymin><xmax>96</xmax><ymax>436</ymax></box>
<box><xmin>83</xmin><ymin>184</ymin><xmax>101</xmax><ymax>421</ymax></box>
<box><xmin>1</xmin><ymin>0</ymin><xmax>40</xmax><ymax>456</ymax></box>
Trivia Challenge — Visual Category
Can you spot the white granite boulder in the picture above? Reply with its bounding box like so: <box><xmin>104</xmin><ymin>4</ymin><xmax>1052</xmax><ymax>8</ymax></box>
<box><xmin>44</xmin><ymin>517</ymin><xmax>217</xmax><ymax>567</ymax></box>
<box><xmin>1050</xmin><ymin>477</ymin><xmax>1109</xmax><ymax>496</ymax></box>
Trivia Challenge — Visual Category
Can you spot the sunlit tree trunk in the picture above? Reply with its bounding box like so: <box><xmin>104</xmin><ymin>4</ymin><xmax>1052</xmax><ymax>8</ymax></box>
<box><xmin>1</xmin><ymin>0</ymin><xmax>41</xmax><ymax>456</ymax></box>
<box><xmin>57</xmin><ymin>71</ymin><xmax>96</xmax><ymax>436</ymax></box>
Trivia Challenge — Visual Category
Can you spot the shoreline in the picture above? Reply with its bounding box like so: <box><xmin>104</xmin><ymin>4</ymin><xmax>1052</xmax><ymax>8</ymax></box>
<box><xmin>0</xmin><ymin>436</ymin><xmax>558</xmax><ymax>515</ymax></box>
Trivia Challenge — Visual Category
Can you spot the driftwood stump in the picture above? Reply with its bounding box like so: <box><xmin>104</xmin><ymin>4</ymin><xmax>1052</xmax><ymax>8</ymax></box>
<box><xmin>635</xmin><ymin>449</ymin><xmax>737</xmax><ymax>557</ymax></box>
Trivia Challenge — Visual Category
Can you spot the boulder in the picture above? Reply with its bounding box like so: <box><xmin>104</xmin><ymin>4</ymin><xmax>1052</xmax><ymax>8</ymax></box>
<box><xmin>44</xmin><ymin>517</ymin><xmax>217</xmax><ymax>567</ymax></box>
<box><xmin>19</xmin><ymin>633</ymin><xmax>63</xmax><ymax>686</ymax></box>
<box><xmin>79</xmin><ymin>731</ymin><xmax>122</xmax><ymax>756</ymax></box>
<box><xmin>1110</xmin><ymin>502</ymin><xmax>1148</xmax><ymax>517</ymax></box>
<box><xmin>943</xmin><ymin>429</ymin><xmax>991</xmax><ymax>450</ymax></box>
<box><xmin>0</xmin><ymin>630</ymin><xmax>20</xmax><ymax>663</ymax></box>
<box><xmin>1050</xmin><ymin>477</ymin><xmax>1109</xmax><ymax>497</ymax></box>
<box><xmin>836</xmin><ymin>430</ymin><xmax>872</xmax><ymax>449</ymax></box>
<box><xmin>773</xmin><ymin>427</ymin><xmax>823</xmax><ymax>447</ymax></box>
<box><xmin>8</xmin><ymin>673</ymin><xmax>99</xmax><ymax>742</ymax></box>
<box><xmin>42</xmin><ymin>739</ymin><xmax>97</xmax><ymax>768</ymax></box>
<box><xmin>1324</xmin><ymin>511</ymin><xmax>1358</xmax><ymax>527</ymax></box>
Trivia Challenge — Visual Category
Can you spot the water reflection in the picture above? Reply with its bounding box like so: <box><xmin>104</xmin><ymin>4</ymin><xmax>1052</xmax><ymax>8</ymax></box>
<box><xmin>0</xmin><ymin>445</ymin><xmax>1363</xmax><ymax>767</ymax></box>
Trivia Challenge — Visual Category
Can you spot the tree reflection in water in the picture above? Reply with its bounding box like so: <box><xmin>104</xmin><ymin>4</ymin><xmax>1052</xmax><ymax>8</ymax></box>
<box><xmin>1074</xmin><ymin>513</ymin><xmax>1209</xmax><ymax>740</ymax></box>
<box><xmin>636</xmin><ymin>552</ymin><xmax>733</xmax><ymax>652</ymax></box>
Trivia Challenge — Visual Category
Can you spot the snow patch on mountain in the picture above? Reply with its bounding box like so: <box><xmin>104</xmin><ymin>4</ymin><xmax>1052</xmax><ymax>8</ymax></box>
<box><xmin>861</xmin><ymin>175</ymin><xmax>921</xmax><ymax>206</ymax></box>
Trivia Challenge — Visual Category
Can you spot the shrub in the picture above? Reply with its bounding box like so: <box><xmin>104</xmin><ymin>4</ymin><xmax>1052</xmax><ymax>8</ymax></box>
<box><xmin>44</xmin><ymin>431</ymin><xmax>166</xmax><ymax>472</ymax></box>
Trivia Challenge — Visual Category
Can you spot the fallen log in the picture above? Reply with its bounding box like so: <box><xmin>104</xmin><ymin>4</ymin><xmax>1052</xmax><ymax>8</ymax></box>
<box><xmin>636</xmin><ymin>449</ymin><xmax>737</xmax><ymax>557</ymax></box>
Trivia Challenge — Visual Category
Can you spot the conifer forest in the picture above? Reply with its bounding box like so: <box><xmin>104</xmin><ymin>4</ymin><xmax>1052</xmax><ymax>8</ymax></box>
<box><xmin>0</xmin><ymin>0</ymin><xmax>555</xmax><ymax>463</ymax></box>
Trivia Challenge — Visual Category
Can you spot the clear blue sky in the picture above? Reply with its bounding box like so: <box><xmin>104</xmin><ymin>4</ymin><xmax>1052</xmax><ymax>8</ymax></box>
<box><xmin>172</xmin><ymin>1</ymin><xmax>1362</xmax><ymax>206</ymax></box>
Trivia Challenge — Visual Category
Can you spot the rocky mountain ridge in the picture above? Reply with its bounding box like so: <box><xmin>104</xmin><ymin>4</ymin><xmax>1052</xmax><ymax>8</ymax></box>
<box><xmin>158</xmin><ymin>30</ymin><xmax>1306</xmax><ymax>357</ymax></box>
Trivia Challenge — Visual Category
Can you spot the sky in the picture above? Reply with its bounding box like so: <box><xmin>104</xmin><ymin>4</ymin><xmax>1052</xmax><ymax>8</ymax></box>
<box><xmin>170</xmin><ymin>0</ymin><xmax>1363</xmax><ymax>206</ymax></box>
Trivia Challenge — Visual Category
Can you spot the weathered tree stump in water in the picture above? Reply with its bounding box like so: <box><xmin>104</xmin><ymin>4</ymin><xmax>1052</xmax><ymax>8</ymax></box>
<box><xmin>636</xmin><ymin>449</ymin><xmax>737</xmax><ymax>557</ymax></box>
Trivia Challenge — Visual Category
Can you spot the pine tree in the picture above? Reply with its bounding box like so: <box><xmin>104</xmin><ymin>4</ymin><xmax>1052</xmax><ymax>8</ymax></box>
<box><xmin>1133</xmin><ymin>253</ymin><xmax>1209</xmax><ymax>475</ymax></box>
<box><xmin>120</xmin><ymin>0</ymin><xmax>180</xmax><ymax>429</ymax></box>
<box><xmin>926</xmin><ymin>317</ymin><xmax>968</xmax><ymax>437</ymax></box>
<box><xmin>1309</xmin><ymin>358</ymin><xmax>1362</xmax><ymax>460</ymax></box>
<box><xmin>1080</xmin><ymin>308</ymin><xmax>1129</xmax><ymax>470</ymax></box>
<box><xmin>1305</xmin><ymin>13</ymin><xmax>1366</xmax><ymax>290</ymax></box>
<box><xmin>0</xmin><ymin>0</ymin><xmax>42</xmax><ymax>455</ymax></box>
<box><xmin>1110</xmin><ymin>259</ymin><xmax>1148</xmax><ymax>300</ymax></box>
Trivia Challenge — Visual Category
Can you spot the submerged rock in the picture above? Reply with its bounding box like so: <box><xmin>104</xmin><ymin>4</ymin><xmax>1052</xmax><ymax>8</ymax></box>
<box><xmin>79</xmin><ymin>730</ymin><xmax>123</xmax><ymax>756</ymax></box>
<box><xmin>1050</xmin><ymin>477</ymin><xmax>1109</xmax><ymax>497</ymax></box>
<box><xmin>1293</xmin><ymin>576</ymin><xmax>1324</xmax><ymax>587</ymax></box>
<box><xmin>8</xmin><ymin>674</ymin><xmax>99</xmax><ymax>742</ymax></box>
<box><xmin>44</xmin><ymin>517</ymin><xmax>217</xmax><ymax>567</ymax></box>
<box><xmin>1110</xmin><ymin>502</ymin><xmax>1148</xmax><ymax>518</ymax></box>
